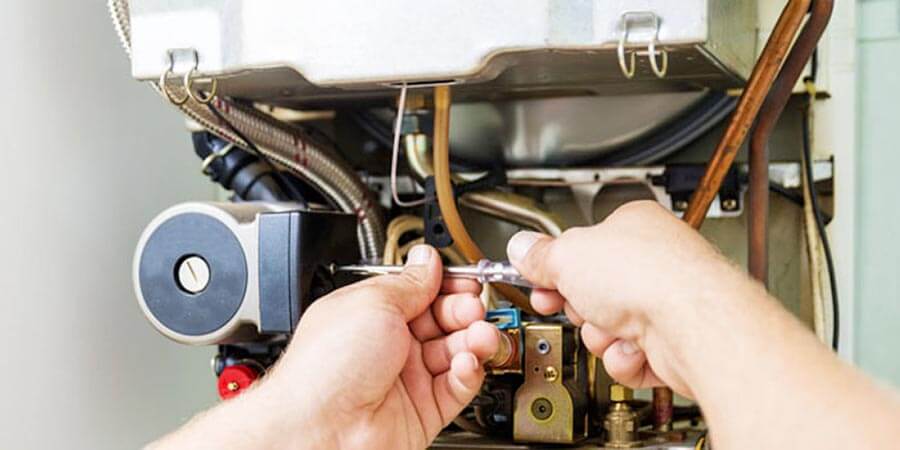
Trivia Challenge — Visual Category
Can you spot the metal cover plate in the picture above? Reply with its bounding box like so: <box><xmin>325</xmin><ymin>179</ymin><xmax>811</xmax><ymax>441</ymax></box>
<box><xmin>129</xmin><ymin>0</ymin><xmax>755</xmax><ymax>103</ymax></box>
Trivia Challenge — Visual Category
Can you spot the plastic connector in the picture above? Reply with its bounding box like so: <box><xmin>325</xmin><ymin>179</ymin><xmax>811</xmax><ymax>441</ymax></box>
<box><xmin>487</xmin><ymin>308</ymin><xmax>522</xmax><ymax>330</ymax></box>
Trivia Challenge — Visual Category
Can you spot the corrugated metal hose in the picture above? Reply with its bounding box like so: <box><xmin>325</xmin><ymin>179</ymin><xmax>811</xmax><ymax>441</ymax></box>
<box><xmin>106</xmin><ymin>0</ymin><xmax>385</xmax><ymax>261</ymax></box>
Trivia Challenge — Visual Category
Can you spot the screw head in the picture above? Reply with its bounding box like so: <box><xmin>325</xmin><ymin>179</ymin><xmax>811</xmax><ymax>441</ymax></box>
<box><xmin>722</xmin><ymin>198</ymin><xmax>738</xmax><ymax>211</ymax></box>
<box><xmin>531</xmin><ymin>397</ymin><xmax>554</xmax><ymax>421</ymax></box>
<box><xmin>176</xmin><ymin>255</ymin><xmax>210</xmax><ymax>294</ymax></box>
<box><xmin>674</xmin><ymin>200</ymin><xmax>689</xmax><ymax>211</ymax></box>
<box><xmin>543</xmin><ymin>366</ymin><xmax>559</xmax><ymax>382</ymax></box>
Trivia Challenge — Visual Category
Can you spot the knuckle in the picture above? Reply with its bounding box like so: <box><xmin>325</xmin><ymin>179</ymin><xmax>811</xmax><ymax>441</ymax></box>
<box><xmin>353</xmin><ymin>276</ymin><xmax>392</xmax><ymax>297</ymax></box>
<box><xmin>559</xmin><ymin>225</ymin><xmax>589</xmax><ymax>241</ymax></box>
<box><xmin>398</xmin><ymin>269</ymin><xmax>428</xmax><ymax>291</ymax></box>
<box><xmin>608</xmin><ymin>200</ymin><xmax>661</xmax><ymax>223</ymax></box>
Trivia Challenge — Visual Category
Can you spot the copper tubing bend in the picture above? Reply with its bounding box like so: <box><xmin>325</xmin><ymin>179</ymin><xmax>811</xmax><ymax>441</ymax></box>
<box><xmin>432</xmin><ymin>86</ymin><xmax>535</xmax><ymax>314</ymax></box>
<box><xmin>748</xmin><ymin>0</ymin><xmax>834</xmax><ymax>285</ymax></box>
<box><xmin>682</xmin><ymin>0</ymin><xmax>812</xmax><ymax>228</ymax></box>
<box><xmin>664</xmin><ymin>0</ymin><xmax>815</xmax><ymax>431</ymax></box>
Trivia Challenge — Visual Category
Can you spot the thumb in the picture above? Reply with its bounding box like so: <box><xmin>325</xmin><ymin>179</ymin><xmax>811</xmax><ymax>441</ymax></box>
<box><xmin>368</xmin><ymin>244</ymin><xmax>443</xmax><ymax>321</ymax></box>
<box><xmin>506</xmin><ymin>231</ymin><xmax>560</xmax><ymax>289</ymax></box>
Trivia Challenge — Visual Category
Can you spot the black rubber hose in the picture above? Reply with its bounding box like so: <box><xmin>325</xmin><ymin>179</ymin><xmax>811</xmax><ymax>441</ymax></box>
<box><xmin>349</xmin><ymin>111</ymin><xmax>394</xmax><ymax>150</ymax></box>
<box><xmin>192</xmin><ymin>132</ymin><xmax>304</xmax><ymax>204</ymax></box>
<box><xmin>204</xmin><ymin>103</ymin><xmax>309</xmax><ymax>207</ymax></box>
<box><xmin>347</xmin><ymin>92</ymin><xmax>736</xmax><ymax>170</ymax></box>
<box><xmin>594</xmin><ymin>91</ymin><xmax>738</xmax><ymax>166</ymax></box>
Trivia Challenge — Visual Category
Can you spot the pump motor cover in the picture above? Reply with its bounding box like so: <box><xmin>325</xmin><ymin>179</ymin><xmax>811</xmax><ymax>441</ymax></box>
<box><xmin>133</xmin><ymin>202</ymin><xmax>359</xmax><ymax>345</ymax></box>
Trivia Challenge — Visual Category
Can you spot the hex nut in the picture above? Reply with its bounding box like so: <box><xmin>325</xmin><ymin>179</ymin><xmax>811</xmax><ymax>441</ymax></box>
<box><xmin>610</xmin><ymin>384</ymin><xmax>633</xmax><ymax>402</ymax></box>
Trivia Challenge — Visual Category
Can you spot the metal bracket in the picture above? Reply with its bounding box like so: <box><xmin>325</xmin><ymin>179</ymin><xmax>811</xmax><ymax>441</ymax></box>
<box><xmin>617</xmin><ymin>11</ymin><xmax>668</xmax><ymax>79</ymax></box>
<box><xmin>159</xmin><ymin>48</ymin><xmax>217</xmax><ymax>105</ymax></box>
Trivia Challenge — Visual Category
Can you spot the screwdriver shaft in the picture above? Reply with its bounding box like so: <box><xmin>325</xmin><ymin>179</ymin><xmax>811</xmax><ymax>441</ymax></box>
<box><xmin>330</xmin><ymin>260</ymin><xmax>532</xmax><ymax>288</ymax></box>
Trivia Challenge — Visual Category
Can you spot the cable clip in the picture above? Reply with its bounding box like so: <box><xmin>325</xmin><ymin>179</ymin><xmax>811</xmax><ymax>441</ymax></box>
<box><xmin>160</xmin><ymin>49</ymin><xmax>218</xmax><ymax>105</ymax></box>
<box><xmin>617</xmin><ymin>11</ymin><xmax>668</xmax><ymax>79</ymax></box>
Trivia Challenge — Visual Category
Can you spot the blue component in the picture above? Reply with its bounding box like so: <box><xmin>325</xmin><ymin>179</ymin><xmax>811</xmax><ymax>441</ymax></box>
<box><xmin>486</xmin><ymin>308</ymin><xmax>521</xmax><ymax>330</ymax></box>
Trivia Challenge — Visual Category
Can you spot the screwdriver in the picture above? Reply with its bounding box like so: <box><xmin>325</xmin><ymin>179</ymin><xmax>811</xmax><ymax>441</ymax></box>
<box><xmin>329</xmin><ymin>259</ymin><xmax>533</xmax><ymax>288</ymax></box>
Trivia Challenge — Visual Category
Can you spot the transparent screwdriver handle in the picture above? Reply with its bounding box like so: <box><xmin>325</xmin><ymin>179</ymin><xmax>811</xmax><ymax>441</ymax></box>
<box><xmin>473</xmin><ymin>259</ymin><xmax>533</xmax><ymax>288</ymax></box>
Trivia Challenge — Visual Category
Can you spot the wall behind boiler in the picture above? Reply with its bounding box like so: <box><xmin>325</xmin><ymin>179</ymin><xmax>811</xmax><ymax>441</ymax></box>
<box><xmin>856</xmin><ymin>0</ymin><xmax>900</xmax><ymax>387</ymax></box>
<box><xmin>0</xmin><ymin>2</ymin><xmax>218</xmax><ymax>448</ymax></box>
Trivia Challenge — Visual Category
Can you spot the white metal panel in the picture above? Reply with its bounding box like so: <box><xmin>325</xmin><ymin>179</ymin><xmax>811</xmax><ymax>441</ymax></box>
<box><xmin>129</xmin><ymin>0</ymin><xmax>754</xmax><ymax>101</ymax></box>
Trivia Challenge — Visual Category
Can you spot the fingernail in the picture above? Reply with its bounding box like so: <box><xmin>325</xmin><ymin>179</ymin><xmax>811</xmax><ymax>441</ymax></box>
<box><xmin>406</xmin><ymin>245</ymin><xmax>431</xmax><ymax>266</ymax></box>
<box><xmin>619</xmin><ymin>340</ymin><xmax>640</xmax><ymax>356</ymax></box>
<box><xmin>507</xmin><ymin>231</ymin><xmax>543</xmax><ymax>264</ymax></box>
<box><xmin>464</xmin><ymin>352</ymin><xmax>479</xmax><ymax>370</ymax></box>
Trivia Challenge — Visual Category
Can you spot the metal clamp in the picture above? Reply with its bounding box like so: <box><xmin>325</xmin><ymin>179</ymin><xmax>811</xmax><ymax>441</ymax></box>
<box><xmin>200</xmin><ymin>143</ymin><xmax>236</xmax><ymax>175</ymax></box>
<box><xmin>185</xmin><ymin>66</ymin><xmax>218</xmax><ymax>104</ymax></box>
<box><xmin>617</xmin><ymin>11</ymin><xmax>668</xmax><ymax>79</ymax></box>
<box><xmin>159</xmin><ymin>49</ymin><xmax>218</xmax><ymax>105</ymax></box>
<box><xmin>160</xmin><ymin>50</ymin><xmax>191</xmax><ymax>105</ymax></box>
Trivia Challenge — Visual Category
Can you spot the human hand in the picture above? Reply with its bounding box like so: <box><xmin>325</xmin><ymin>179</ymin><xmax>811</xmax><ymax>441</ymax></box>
<box><xmin>256</xmin><ymin>244</ymin><xmax>501</xmax><ymax>449</ymax></box>
<box><xmin>506</xmin><ymin>201</ymin><xmax>755</xmax><ymax>398</ymax></box>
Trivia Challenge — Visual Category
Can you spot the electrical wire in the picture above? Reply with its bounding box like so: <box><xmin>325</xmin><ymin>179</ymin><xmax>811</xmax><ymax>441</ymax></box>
<box><xmin>768</xmin><ymin>181</ymin><xmax>834</xmax><ymax>224</ymax></box>
<box><xmin>205</xmin><ymin>103</ymin><xmax>308</xmax><ymax>208</ymax></box>
<box><xmin>801</xmin><ymin>100</ymin><xmax>839</xmax><ymax>351</ymax></box>
<box><xmin>383</xmin><ymin>215</ymin><xmax>426</xmax><ymax>265</ymax></box>
<box><xmin>390</xmin><ymin>82</ymin><xmax>427</xmax><ymax>207</ymax></box>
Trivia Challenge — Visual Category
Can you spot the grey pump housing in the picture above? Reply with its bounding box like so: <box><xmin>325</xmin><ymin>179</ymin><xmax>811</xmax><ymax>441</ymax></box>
<box><xmin>133</xmin><ymin>202</ymin><xmax>359</xmax><ymax>345</ymax></box>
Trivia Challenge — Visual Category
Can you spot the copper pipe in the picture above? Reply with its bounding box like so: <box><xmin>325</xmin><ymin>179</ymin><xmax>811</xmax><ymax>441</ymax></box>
<box><xmin>660</xmin><ymin>0</ymin><xmax>813</xmax><ymax>430</ymax></box>
<box><xmin>404</xmin><ymin>134</ymin><xmax>565</xmax><ymax>237</ymax></box>
<box><xmin>748</xmin><ymin>0</ymin><xmax>834</xmax><ymax>285</ymax></box>
<box><xmin>682</xmin><ymin>0</ymin><xmax>811</xmax><ymax>228</ymax></box>
<box><xmin>431</xmin><ymin>86</ymin><xmax>535</xmax><ymax>314</ymax></box>
<box><xmin>652</xmin><ymin>386</ymin><xmax>674</xmax><ymax>431</ymax></box>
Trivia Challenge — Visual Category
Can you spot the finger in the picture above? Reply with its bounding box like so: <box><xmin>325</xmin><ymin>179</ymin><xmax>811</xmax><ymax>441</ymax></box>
<box><xmin>409</xmin><ymin>293</ymin><xmax>484</xmax><ymax>341</ymax></box>
<box><xmin>433</xmin><ymin>352</ymin><xmax>484</xmax><ymax>425</ymax></box>
<box><xmin>398</xmin><ymin>341</ymin><xmax>442</xmax><ymax>434</ymax></box>
<box><xmin>422</xmin><ymin>321</ymin><xmax>499</xmax><ymax>375</ymax></box>
<box><xmin>564</xmin><ymin>303</ymin><xmax>584</xmax><ymax>326</ymax></box>
<box><xmin>361</xmin><ymin>244</ymin><xmax>443</xmax><ymax>321</ymax></box>
<box><xmin>409</xmin><ymin>308</ymin><xmax>442</xmax><ymax>342</ymax></box>
<box><xmin>506</xmin><ymin>231</ymin><xmax>560</xmax><ymax>289</ymax></box>
<box><xmin>530</xmin><ymin>289</ymin><xmax>565</xmax><ymax>315</ymax></box>
<box><xmin>602</xmin><ymin>339</ymin><xmax>664</xmax><ymax>389</ymax></box>
<box><xmin>581</xmin><ymin>323</ymin><xmax>617</xmax><ymax>356</ymax></box>
<box><xmin>432</xmin><ymin>293</ymin><xmax>485</xmax><ymax>333</ymax></box>
<box><xmin>440</xmin><ymin>278</ymin><xmax>483</xmax><ymax>295</ymax></box>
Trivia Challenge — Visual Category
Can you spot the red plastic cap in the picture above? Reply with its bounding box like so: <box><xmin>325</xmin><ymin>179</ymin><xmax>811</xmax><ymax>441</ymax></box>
<box><xmin>217</xmin><ymin>364</ymin><xmax>259</xmax><ymax>400</ymax></box>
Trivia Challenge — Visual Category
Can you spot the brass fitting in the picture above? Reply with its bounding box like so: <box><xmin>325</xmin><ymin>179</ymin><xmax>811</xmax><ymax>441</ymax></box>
<box><xmin>486</xmin><ymin>329</ymin><xmax>520</xmax><ymax>372</ymax></box>
<box><xmin>610</xmin><ymin>384</ymin><xmax>634</xmax><ymax>402</ymax></box>
<box><xmin>604</xmin><ymin>384</ymin><xmax>640</xmax><ymax>448</ymax></box>
<box><xmin>405</xmin><ymin>92</ymin><xmax>428</xmax><ymax>112</ymax></box>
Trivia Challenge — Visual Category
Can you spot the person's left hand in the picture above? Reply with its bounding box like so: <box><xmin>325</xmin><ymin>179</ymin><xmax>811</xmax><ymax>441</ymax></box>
<box><xmin>243</xmin><ymin>244</ymin><xmax>500</xmax><ymax>449</ymax></box>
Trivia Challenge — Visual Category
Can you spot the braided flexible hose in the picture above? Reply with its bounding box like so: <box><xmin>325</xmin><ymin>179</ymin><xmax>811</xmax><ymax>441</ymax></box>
<box><xmin>106</xmin><ymin>0</ymin><xmax>384</xmax><ymax>260</ymax></box>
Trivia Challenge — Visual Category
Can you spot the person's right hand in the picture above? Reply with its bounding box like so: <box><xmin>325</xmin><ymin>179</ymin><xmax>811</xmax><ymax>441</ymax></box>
<box><xmin>506</xmin><ymin>200</ymin><xmax>760</xmax><ymax>398</ymax></box>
